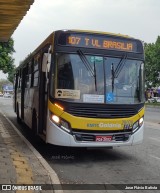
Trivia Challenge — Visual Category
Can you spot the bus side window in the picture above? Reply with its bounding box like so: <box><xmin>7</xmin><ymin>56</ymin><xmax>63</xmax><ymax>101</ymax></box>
<box><xmin>28</xmin><ymin>61</ymin><xmax>33</xmax><ymax>88</ymax></box>
<box><xmin>18</xmin><ymin>70</ymin><xmax>22</xmax><ymax>90</ymax></box>
<box><xmin>32</xmin><ymin>58</ymin><xmax>39</xmax><ymax>87</ymax></box>
<box><xmin>25</xmin><ymin>65</ymin><xmax>29</xmax><ymax>88</ymax></box>
<box><xmin>30</xmin><ymin>59</ymin><xmax>34</xmax><ymax>87</ymax></box>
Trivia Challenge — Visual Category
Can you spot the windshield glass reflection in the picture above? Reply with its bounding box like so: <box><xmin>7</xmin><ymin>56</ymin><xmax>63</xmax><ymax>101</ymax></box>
<box><xmin>104</xmin><ymin>58</ymin><xmax>144</xmax><ymax>104</ymax></box>
<box><xmin>52</xmin><ymin>53</ymin><xmax>144</xmax><ymax>104</ymax></box>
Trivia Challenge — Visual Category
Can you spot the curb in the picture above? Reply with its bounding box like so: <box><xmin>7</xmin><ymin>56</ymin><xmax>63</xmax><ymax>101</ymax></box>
<box><xmin>2</xmin><ymin>112</ymin><xmax>63</xmax><ymax>193</ymax></box>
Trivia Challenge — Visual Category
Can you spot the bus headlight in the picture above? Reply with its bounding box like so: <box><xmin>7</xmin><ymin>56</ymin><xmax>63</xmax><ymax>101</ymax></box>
<box><xmin>50</xmin><ymin>113</ymin><xmax>71</xmax><ymax>133</ymax></box>
<box><xmin>132</xmin><ymin>117</ymin><xmax>144</xmax><ymax>133</ymax></box>
<box><xmin>139</xmin><ymin>117</ymin><xmax>144</xmax><ymax>127</ymax></box>
<box><xmin>51</xmin><ymin>115</ymin><xmax>60</xmax><ymax>124</ymax></box>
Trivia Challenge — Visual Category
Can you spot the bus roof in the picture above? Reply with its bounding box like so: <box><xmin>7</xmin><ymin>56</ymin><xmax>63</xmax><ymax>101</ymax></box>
<box><xmin>17</xmin><ymin>29</ymin><xmax>142</xmax><ymax>70</ymax></box>
<box><xmin>69</xmin><ymin>29</ymin><xmax>133</xmax><ymax>39</ymax></box>
<box><xmin>32</xmin><ymin>29</ymin><xmax>141</xmax><ymax>56</ymax></box>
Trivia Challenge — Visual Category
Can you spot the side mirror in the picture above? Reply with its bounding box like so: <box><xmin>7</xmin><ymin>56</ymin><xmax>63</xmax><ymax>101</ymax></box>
<box><xmin>42</xmin><ymin>46</ymin><xmax>52</xmax><ymax>73</ymax></box>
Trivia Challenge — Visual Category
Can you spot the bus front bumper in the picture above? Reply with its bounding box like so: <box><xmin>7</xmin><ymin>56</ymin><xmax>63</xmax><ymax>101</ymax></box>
<box><xmin>46</xmin><ymin>119</ymin><xmax>144</xmax><ymax>147</ymax></box>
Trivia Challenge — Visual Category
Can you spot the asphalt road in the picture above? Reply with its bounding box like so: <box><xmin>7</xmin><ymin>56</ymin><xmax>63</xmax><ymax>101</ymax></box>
<box><xmin>1</xmin><ymin>97</ymin><xmax>160</xmax><ymax>193</ymax></box>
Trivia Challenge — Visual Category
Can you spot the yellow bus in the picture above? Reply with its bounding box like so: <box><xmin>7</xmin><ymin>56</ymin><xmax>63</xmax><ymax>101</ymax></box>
<box><xmin>14</xmin><ymin>30</ymin><xmax>145</xmax><ymax>147</ymax></box>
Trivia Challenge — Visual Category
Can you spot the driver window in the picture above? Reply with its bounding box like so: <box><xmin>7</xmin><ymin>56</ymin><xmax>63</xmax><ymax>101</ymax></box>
<box><xmin>57</xmin><ymin>55</ymin><xmax>74</xmax><ymax>89</ymax></box>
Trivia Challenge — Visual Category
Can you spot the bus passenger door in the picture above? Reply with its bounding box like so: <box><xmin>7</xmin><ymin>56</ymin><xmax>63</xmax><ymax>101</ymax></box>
<box><xmin>13</xmin><ymin>73</ymin><xmax>18</xmax><ymax>112</ymax></box>
<box><xmin>39</xmin><ymin>50</ymin><xmax>51</xmax><ymax>135</ymax></box>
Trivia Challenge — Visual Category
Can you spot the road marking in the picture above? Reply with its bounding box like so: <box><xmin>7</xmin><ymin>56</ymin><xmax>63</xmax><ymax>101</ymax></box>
<box><xmin>149</xmin><ymin>137</ymin><xmax>160</xmax><ymax>143</ymax></box>
<box><xmin>150</xmin><ymin>155</ymin><xmax>160</xmax><ymax>160</ymax></box>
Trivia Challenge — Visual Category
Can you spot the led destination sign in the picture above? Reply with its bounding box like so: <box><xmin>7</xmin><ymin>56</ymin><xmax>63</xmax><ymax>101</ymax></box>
<box><xmin>68</xmin><ymin>36</ymin><xmax>133</xmax><ymax>51</ymax></box>
<box><xmin>58</xmin><ymin>33</ymin><xmax>140</xmax><ymax>52</ymax></box>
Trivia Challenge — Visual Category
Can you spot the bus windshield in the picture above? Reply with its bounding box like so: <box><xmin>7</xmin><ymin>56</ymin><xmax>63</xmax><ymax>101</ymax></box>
<box><xmin>52</xmin><ymin>53</ymin><xmax>145</xmax><ymax>104</ymax></box>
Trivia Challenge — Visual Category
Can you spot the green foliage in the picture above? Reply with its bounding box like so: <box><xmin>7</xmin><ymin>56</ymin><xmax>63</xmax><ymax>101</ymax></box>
<box><xmin>145</xmin><ymin>36</ymin><xmax>160</xmax><ymax>88</ymax></box>
<box><xmin>8</xmin><ymin>68</ymin><xmax>16</xmax><ymax>83</ymax></box>
<box><xmin>0</xmin><ymin>38</ymin><xmax>16</xmax><ymax>82</ymax></box>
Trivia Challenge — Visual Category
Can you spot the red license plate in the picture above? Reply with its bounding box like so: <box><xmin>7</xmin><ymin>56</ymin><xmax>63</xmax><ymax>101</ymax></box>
<box><xmin>96</xmin><ymin>136</ymin><xmax>112</xmax><ymax>142</ymax></box>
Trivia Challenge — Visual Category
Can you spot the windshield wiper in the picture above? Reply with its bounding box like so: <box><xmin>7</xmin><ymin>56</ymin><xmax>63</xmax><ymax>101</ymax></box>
<box><xmin>110</xmin><ymin>54</ymin><xmax>127</xmax><ymax>92</ymax></box>
<box><xmin>93</xmin><ymin>60</ymin><xmax>97</xmax><ymax>91</ymax></box>
<box><xmin>111</xmin><ymin>63</ymin><xmax>115</xmax><ymax>92</ymax></box>
<box><xmin>77</xmin><ymin>49</ymin><xmax>97</xmax><ymax>91</ymax></box>
<box><xmin>137</xmin><ymin>63</ymin><xmax>143</xmax><ymax>102</ymax></box>
<box><xmin>114</xmin><ymin>54</ymin><xmax>127</xmax><ymax>78</ymax></box>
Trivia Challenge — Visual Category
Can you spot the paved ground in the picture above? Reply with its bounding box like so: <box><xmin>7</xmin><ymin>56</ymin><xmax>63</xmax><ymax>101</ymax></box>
<box><xmin>0</xmin><ymin>110</ymin><xmax>62</xmax><ymax>193</ymax></box>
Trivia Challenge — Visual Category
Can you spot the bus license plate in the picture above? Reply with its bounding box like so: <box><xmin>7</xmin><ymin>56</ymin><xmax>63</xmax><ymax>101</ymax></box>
<box><xmin>96</xmin><ymin>136</ymin><xmax>112</xmax><ymax>142</ymax></box>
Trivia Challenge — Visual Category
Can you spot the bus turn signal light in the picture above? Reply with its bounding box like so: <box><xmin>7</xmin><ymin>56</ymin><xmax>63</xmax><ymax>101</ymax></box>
<box><xmin>54</xmin><ymin>103</ymin><xmax>64</xmax><ymax>111</ymax></box>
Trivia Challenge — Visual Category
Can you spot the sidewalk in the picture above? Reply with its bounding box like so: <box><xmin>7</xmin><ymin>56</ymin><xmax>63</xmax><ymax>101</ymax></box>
<box><xmin>0</xmin><ymin>111</ymin><xmax>62</xmax><ymax>193</ymax></box>
<box><xmin>0</xmin><ymin>110</ymin><xmax>121</xmax><ymax>193</ymax></box>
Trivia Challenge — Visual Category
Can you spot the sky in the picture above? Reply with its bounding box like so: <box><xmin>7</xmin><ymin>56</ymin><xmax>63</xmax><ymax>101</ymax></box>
<box><xmin>1</xmin><ymin>0</ymin><xmax>160</xmax><ymax>79</ymax></box>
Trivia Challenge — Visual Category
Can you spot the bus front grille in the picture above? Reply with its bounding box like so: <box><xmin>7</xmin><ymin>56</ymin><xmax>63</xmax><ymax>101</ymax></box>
<box><xmin>73</xmin><ymin>132</ymin><xmax>131</xmax><ymax>142</ymax></box>
<box><xmin>66</xmin><ymin>104</ymin><xmax>141</xmax><ymax>118</ymax></box>
<box><xmin>52</xmin><ymin>99</ymin><xmax>144</xmax><ymax>119</ymax></box>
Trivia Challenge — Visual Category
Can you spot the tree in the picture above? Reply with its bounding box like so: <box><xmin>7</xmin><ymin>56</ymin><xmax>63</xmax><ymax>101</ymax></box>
<box><xmin>8</xmin><ymin>68</ymin><xmax>16</xmax><ymax>83</ymax></box>
<box><xmin>154</xmin><ymin>36</ymin><xmax>160</xmax><ymax>75</ymax></box>
<box><xmin>0</xmin><ymin>38</ymin><xmax>16</xmax><ymax>82</ymax></box>
<box><xmin>144</xmin><ymin>36</ymin><xmax>160</xmax><ymax>88</ymax></box>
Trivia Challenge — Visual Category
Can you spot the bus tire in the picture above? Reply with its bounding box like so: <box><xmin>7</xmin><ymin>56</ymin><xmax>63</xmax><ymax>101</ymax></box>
<box><xmin>16</xmin><ymin>103</ymin><xmax>21</xmax><ymax>124</ymax></box>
